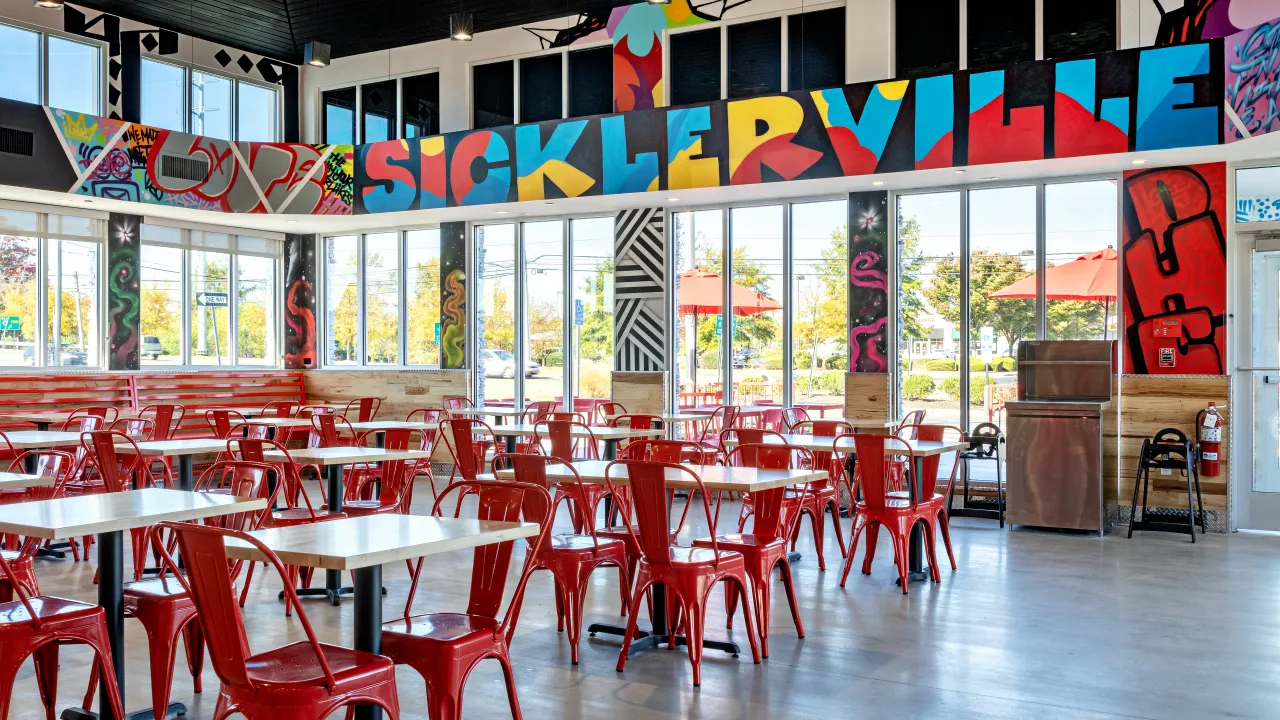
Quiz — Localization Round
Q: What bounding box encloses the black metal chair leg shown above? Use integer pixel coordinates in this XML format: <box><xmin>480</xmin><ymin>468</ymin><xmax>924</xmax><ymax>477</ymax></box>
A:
<box><xmin>1128</xmin><ymin>442</ymin><xmax>1146</xmax><ymax>538</ymax></box>
<box><xmin>995</xmin><ymin>447</ymin><xmax>1005</xmax><ymax>529</ymax></box>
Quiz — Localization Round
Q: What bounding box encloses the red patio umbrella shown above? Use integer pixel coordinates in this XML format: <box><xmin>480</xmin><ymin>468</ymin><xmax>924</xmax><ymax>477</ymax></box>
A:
<box><xmin>988</xmin><ymin>247</ymin><xmax>1118</xmax><ymax>337</ymax></box>
<box><xmin>678</xmin><ymin>269</ymin><xmax>782</xmax><ymax>316</ymax></box>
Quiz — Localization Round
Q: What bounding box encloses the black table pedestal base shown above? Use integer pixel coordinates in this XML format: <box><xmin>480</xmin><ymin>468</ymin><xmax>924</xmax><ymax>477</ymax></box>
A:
<box><xmin>62</xmin><ymin>701</ymin><xmax>187</xmax><ymax>720</ymax></box>
<box><xmin>587</xmin><ymin>622</ymin><xmax>743</xmax><ymax>657</ymax></box>
<box><xmin>281</xmin><ymin>585</ymin><xmax>386</xmax><ymax>606</ymax></box>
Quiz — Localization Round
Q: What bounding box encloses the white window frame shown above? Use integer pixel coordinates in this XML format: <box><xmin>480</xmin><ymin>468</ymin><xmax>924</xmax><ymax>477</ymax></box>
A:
<box><xmin>0</xmin><ymin>18</ymin><xmax>107</xmax><ymax>115</ymax></box>
<box><xmin>318</xmin><ymin>69</ymin><xmax>442</xmax><ymax>145</ymax></box>
<box><xmin>141</xmin><ymin>56</ymin><xmax>282</xmax><ymax>141</ymax></box>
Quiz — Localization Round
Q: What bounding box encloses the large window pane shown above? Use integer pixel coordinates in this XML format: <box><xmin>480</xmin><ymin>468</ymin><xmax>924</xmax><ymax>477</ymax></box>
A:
<box><xmin>141</xmin><ymin>59</ymin><xmax>186</xmax><ymax>132</ymax></box>
<box><xmin>570</xmin><ymin>218</ymin><xmax>614</xmax><ymax>405</ymax></box>
<box><xmin>47</xmin><ymin>36</ymin><xmax>100</xmax><ymax>114</ymax></box>
<box><xmin>365</xmin><ymin>232</ymin><xmax>399</xmax><ymax>364</ymax></box>
<box><xmin>1235</xmin><ymin>166</ymin><xmax>1280</xmax><ymax>222</ymax></box>
<box><xmin>519</xmin><ymin>54</ymin><xmax>563</xmax><ymax>123</ymax></box>
<box><xmin>789</xmin><ymin>7</ymin><xmax>845</xmax><ymax>92</ymax></box>
<box><xmin>190</xmin><ymin>250</ymin><xmax>232</xmax><ymax>365</ymax></box>
<box><xmin>792</xmin><ymin>200</ymin><xmax>849</xmax><ymax>405</ymax></box>
<box><xmin>523</xmin><ymin>221</ymin><xmax>564</xmax><ymax>403</ymax></box>
<box><xmin>190</xmin><ymin>71</ymin><xmax>232</xmax><ymax>139</ymax></box>
<box><xmin>46</xmin><ymin>240</ymin><xmax>99</xmax><ymax>367</ymax></box>
<box><xmin>478</xmin><ymin>224</ymin><xmax>517</xmax><ymax>404</ymax></box>
<box><xmin>406</xmin><ymin>229</ymin><xmax>441</xmax><ymax>366</ymax></box>
<box><xmin>141</xmin><ymin>245</ymin><xmax>182</xmax><ymax>365</ymax></box>
<box><xmin>237</xmin><ymin>82</ymin><xmax>278</xmax><ymax>141</ymax></box>
<box><xmin>1045</xmin><ymin>0</ymin><xmax>1116</xmax><ymax>59</ymax></box>
<box><xmin>896</xmin><ymin>0</ymin><xmax>959</xmax><ymax>78</ymax></box>
<box><xmin>0</xmin><ymin>228</ymin><xmax>37</xmax><ymax>367</ymax></box>
<box><xmin>969</xmin><ymin>186</ymin><xmax>1036</xmax><ymax>429</ymax></box>
<box><xmin>728</xmin><ymin>18</ymin><xmax>781</xmax><ymax>99</ymax></box>
<box><xmin>898</xmin><ymin>192</ymin><xmax>961</xmax><ymax>426</ymax></box>
<box><xmin>568</xmin><ymin>46</ymin><xmax>612</xmax><ymax>118</ymax></box>
<box><xmin>730</xmin><ymin>206</ymin><xmax>784</xmax><ymax>404</ymax></box>
<box><xmin>323</xmin><ymin>87</ymin><xmax>357</xmax><ymax>145</ymax></box>
<box><xmin>675</xmin><ymin>210</ymin><xmax>725</xmax><ymax>408</ymax></box>
<box><xmin>968</xmin><ymin>0</ymin><xmax>1035</xmax><ymax>70</ymax></box>
<box><xmin>1045</xmin><ymin>180</ymin><xmax>1118</xmax><ymax>342</ymax></box>
<box><xmin>402</xmin><ymin>73</ymin><xmax>440</xmax><ymax>139</ymax></box>
<box><xmin>670</xmin><ymin>28</ymin><xmax>722</xmax><ymax>105</ymax></box>
<box><xmin>325</xmin><ymin>235</ymin><xmax>358</xmax><ymax>365</ymax></box>
<box><xmin>0</xmin><ymin>24</ymin><xmax>39</xmax><ymax>105</ymax></box>
<box><xmin>237</xmin><ymin>255</ymin><xmax>274</xmax><ymax>365</ymax></box>
<box><xmin>361</xmin><ymin>80</ymin><xmax>395</xmax><ymax>144</ymax></box>
<box><xmin>473</xmin><ymin>61</ymin><xmax>515</xmax><ymax>130</ymax></box>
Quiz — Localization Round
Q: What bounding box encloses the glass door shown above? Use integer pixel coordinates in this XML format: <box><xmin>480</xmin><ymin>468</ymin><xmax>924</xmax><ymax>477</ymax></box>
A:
<box><xmin>1248</xmin><ymin>249</ymin><xmax>1280</xmax><ymax>529</ymax></box>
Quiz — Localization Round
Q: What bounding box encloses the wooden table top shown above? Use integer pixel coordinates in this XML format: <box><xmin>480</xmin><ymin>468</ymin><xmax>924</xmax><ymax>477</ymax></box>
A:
<box><xmin>264</xmin><ymin>446</ymin><xmax>435</xmax><ymax>465</ymax></box>
<box><xmin>0</xmin><ymin>489</ymin><xmax>266</xmax><ymax>539</ymax></box>
<box><xmin>489</xmin><ymin>424</ymin><xmax>662</xmax><ymax>440</ymax></box>
<box><xmin>448</xmin><ymin>406</ymin><xmax>527</xmax><ymax>417</ymax></box>
<box><xmin>223</xmin><ymin>514</ymin><xmax>539</xmax><ymax>571</ymax></box>
<box><xmin>493</xmin><ymin>461</ymin><xmax>827</xmax><ymax>492</ymax></box>
<box><xmin>726</xmin><ymin>434</ymin><xmax>967</xmax><ymax>456</ymax></box>
<box><xmin>114</xmin><ymin>438</ymin><xmax>229</xmax><ymax>456</ymax></box>
<box><xmin>348</xmin><ymin>420</ymin><xmax>439</xmax><ymax>432</ymax></box>
<box><xmin>1</xmin><ymin>431</ymin><xmax>86</xmax><ymax>448</ymax></box>
<box><xmin>0</xmin><ymin>471</ymin><xmax>52</xmax><ymax>489</ymax></box>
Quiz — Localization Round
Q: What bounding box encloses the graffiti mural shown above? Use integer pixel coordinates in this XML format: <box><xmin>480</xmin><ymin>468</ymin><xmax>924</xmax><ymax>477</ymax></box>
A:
<box><xmin>107</xmin><ymin>212</ymin><xmax>141</xmax><ymax>371</ymax></box>
<box><xmin>848</xmin><ymin>192</ymin><xmax>890</xmax><ymax>373</ymax></box>
<box><xmin>283</xmin><ymin>234</ymin><xmax>317</xmax><ymax>369</ymax></box>
<box><xmin>1122</xmin><ymin>162</ymin><xmax>1227</xmax><ymax>375</ymax></box>
<box><xmin>1225</xmin><ymin>16</ymin><xmax>1280</xmax><ymax>140</ymax></box>
<box><xmin>1152</xmin><ymin>0</ymin><xmax>1280</xmax><ymax>45</ymax></box>
<box><xmin>440</xmin><ymin>222</ymin><xmax>467</xmax><ymax>369</ymax></box>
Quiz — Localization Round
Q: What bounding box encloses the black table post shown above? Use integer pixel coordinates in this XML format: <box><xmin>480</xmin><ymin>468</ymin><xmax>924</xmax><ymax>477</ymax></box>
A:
<box><xmin>177</xmin><ymin>455</ymin><xmax>193</xmax><ymax>492</ymax></box>
<box><xmin>36</xmin><ymin>421</ymin><xmax>51</xmax><ymax>432</ymax></box>
<box><xmin>23</xmin><ymin>453</ymin><xmax>37</xmax><ymax>475</ymax></box>
<box><xmin>353</xmin><ymin>565</ymin><xmax>384</xmax><ymax>720</ymax></box>
<box><xmin>325</xmin><ymin>464</ymin><xmax>344</xmax><ymax>604</ymax></box>
<box><xmin>99</xmin><ymin>530</ymin><xmax>123</xmax><ymax>720</ymax></box>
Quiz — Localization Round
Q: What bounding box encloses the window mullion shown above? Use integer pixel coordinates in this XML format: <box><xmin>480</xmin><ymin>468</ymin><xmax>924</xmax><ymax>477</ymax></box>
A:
<box><xmin>181</xmin><ymin>245</ymin><xmax>192</xmax><ymax>366</ymax></box>
<box><xmin>229</xmin><ymin>251</ymin><xmax>239</xmax><ymax>366</ymax></box>
<box><xmin>400</xmin><ymin>231</ymin><xmax>408</xmax><ymax>366</ymax></box>
<box><xmin>358</xmin><ymin>234</ymin><xmax>367</xmax><ymax>366</ymax></box>
<box><xmin>782</xmin><ymin>203</ymin><xmax>793</xmax><ymax>408</ymax></box>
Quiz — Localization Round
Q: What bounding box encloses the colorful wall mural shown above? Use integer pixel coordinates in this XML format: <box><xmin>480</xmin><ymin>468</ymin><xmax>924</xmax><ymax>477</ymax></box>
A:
<box><xmin>848</xmin><ymin>191</ymin><xmax>889</xmax><ymax>374</ymax></box>
<box><xmin>439</xmin><ymin>221</ymin><xmax>467</xmax><ymax>370</ymax></box>
<box><xmin>106</xmin><ymin>212</ymin><xmax>142</xmax><ymax>371</ymax></box>
<box><xmin>1121</xmin><ymin>162</ymin><xmax>1227</xmax><ymax>375</ymax></box>
<box><xmin>1153</xmin><ymin>0</ymin><xmax>1280</xmax><ymax>46</ymax></box>
<box><xmin>283</xmin><ymin>234</ymin><xmax>317</xmax><ymax>370</ymax></box>
<box><xmin>1224</xmin><ymin>13</ymin><xmax>1280</xmax><ymax>141</ymax></box>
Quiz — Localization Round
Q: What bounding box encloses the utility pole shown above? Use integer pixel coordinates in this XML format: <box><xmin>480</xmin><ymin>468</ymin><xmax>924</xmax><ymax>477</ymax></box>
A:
<box><xmin>72</xmin><ymin>270</ymin><xmax>84</xmax><ymax>351</ymax></box>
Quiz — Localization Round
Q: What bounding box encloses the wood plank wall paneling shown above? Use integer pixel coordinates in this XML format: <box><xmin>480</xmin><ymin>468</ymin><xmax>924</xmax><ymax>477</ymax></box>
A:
<box><xmin>612</xmin><ymin>372</ymin><xmax>665</xmax><ymax>417</ymax></box>
<box><xmin>1116</xmin><ymin>375</ymin><xmax>1229</xmax><ymax>512</ymax></box>
<box><xmin>845</xmin><ymin>372</ymin><xmax>892</xmax><ymax>419</ymax></box>
<box><xmin>302</xmin><ymin>370</ymin><xmax>470</xmax><ymax>462</ymax></box>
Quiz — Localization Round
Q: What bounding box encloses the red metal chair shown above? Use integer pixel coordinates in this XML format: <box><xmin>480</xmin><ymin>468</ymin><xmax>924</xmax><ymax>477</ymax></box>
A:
<box><xmin>0</xmin><ymin>433</ymin><xmax>17</xmax><ymax>477</ymax></box>
<box><xmin>897</xmin><ymin>410</ymin><xmax>926</xmax><ymax>439</ymax></box>
<box><xmin>388</xmin><ymin>477</ymin><xmax>553</xmax><ymax>720</ymax></box>
<box><xmin>261</xmin><ymin>400</ymin><xmax>300</xmax><ymax>419</ymax></box>
<box><xmin>694</xmin><ymin>406</ymin><xmax>741</xmax><ymax>460</ymax></box>
<box><xmin>693</xmin><ymin>443</ymin><xmax>811</xmax><ymax>657</ymax></box>
<box><xmin>889</xmin><ymin>423</ymin><xmax>962</xmax><ymax>575</ymax></box>
<box><xmin>152</xmin><ymin>521</ymin><xmax>402</xmax><ymax>720</ymax></box>
<box><xmin>344</xmin><ymin>429</ymin><xmax>419</xmax><ymax>515</ymax></box>
<box><xmin>608</xmin><ymin>413</ymin><xmax>664</xmax><ymax>457</ymax></box>
<box><xmin>786</xmin><ymin>420</ymin><xmax>853</xmax><ymax>571</ymax></box>
<box><xmin>141</xmin><ymin>404</ymin><xmax>185</xmax><ymax>440</ymax></box>
<box><xmin>344</xmin><ymin>397</ymin><xmax>382</xmax><ymax>423</ymax></box>
<box><xmin>0</xmin><ymin>549</ymin><xmax>126</xmax><ymax>720</ymax></box>
<box><xmin>595</xmin><ymin>401</ymin><xmax>627</xmax><ymax>426</ymax></box>
<box><xmin>606</xmin><ymin>460</ymin><xmax>761</xmax><ymax>686</ymax></box>
<box><xmin>81</xmin><ymin>461</ymin><xmax>275</xmax><ymax>720</ymax></box>
<box><xmin>405</xmin><ymin>408</ymin><xmax>443</xmax><ymax>500</ymax></box>
<box><xmin>66</xmin><ymin>406</ymin><xmax>119</xmax><ymax>426</ymax></box>
<box><xmin>534</xmin><ymin>419</ymin><xmax>603</xmax><ymax>532</ymax></box>
<box><xmin>443</xmin><ymin>395</ymin><xmax>474</xmax><ymax>417</ymax></box>
<box><xmin>82</xmin><ymin>430</ymin><xmax>165</xmax><ymax>581</ymax></box>
<box><xmin>497</xmin><ymin>453</ymin><xmax>630</xmax><ymax>664</ymax></box>
<box><xmin>838</xmin><ymin>433</ymin><xmax>941</xmax><ymax>593</ymax></box>
<box><xmin>437</xmin><ymin>418</ymin><xmax>497</xmax><ymax>517</ymax></box>
<box><xmin>0</xmin><ymin>451</ymin><xmax>72</xmax><ymax>598</ymax></box>
<box><xmin>204</xmin><ymin>409</ymin><xmax>249</xmax><ymax>440</ymax></box>
<box><xmin>782</xmin><ymin>407</ymin><xmax>811</xmax><ymax>431</ymax></box>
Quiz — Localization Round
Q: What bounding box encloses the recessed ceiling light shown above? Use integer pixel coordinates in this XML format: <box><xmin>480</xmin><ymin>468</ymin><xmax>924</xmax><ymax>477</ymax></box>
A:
<box><xmin>286</xmin><ymin>219</ymin><xmax>297</xmax><ymax>224</ymax></box>
<box><xmin>871</xmin><ymin>181</ymin><xmax>885</xmax><ymax>186</ymax></box>
<box><xmin>450</xmin><ymin>13</ymin><xmax>474</xmax><ymax>41</ymax></box>
<box><xmin>83</xmin><ymin>199</ymin><xmax>93</xmax><ymax>204</ymax></box>
<box><xmin>495</xmin><ymin>210</ymin><xmax>509</xmax><ymax>215</ymax></box>
<box><xmin>666</xmin><ymin>197</ymin><xmax>680</xmax><ymax>202</ymax></box>
<box><xmin>954</xmin><ymin>169</ymin><xmax>966</xmax><ymax>175</ymax></box>
<box><xmin>34</xmin><ymin>0</ymin><xmax>64</xmax><ymax>8</ymax></box>
<box><xmin>647</xmin><ymin>0</ymin><xmax>672</xmax><ymax>4</ymax></box>
<box><xmin>980</xmin><ymin>176</ymin><xmax>999</xmax><ymax>181</ymax></box>
<box><xmin>543</xmin><ymin>202</ymin><xmax>554</xmax><ymax>206</ymax></box>
<box><xmin>1131</xmin><ymin>158</ymin><xmax>1146</xmax><ymax>165</ymax></box>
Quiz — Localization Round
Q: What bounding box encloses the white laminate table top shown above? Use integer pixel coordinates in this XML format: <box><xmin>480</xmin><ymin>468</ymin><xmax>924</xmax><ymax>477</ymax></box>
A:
<box><xmin>114</xmin><ymin>438</ymin><xmax>229</xmax><ymax>456</ymax></box>
<box><xmin>1</xmin><ymin>431</ymin><xmax>86</xmax><ymax>448</ymax></box>
<box><xmin>493</xmin><ymin>461</ymin><xmax>826</xmax><ymax>492</ymax></box>
<box><xmin>726</xmin><ymin>434</ymin><xmax>967</xmax><ymax>456</ymax></box>
<box><xmin>223</xmin><ymin>514</ymin><xmax>539</xmax><ymax>571</ymax></box>
<box><xmin>246</xmin><ymin>417</ymin><xmax>315</xmax><ymax>429</ymax></box>
<box><xmin>0</xmin><ymin>488</ymin><xmax>267</xmax><ymax>539</ymax></box>
<box><xmin>0</xmin><ymin>471</ymin><xmax>51</xmax><ymax>489</ymax></box>
<box><xmin>264</xmin><ymin>447</ymin><xmax>435</xmax><ymax>465</ymax></box>
<box><xmin>0</xmin><ymin>410</ymin><xmax>132</xmax><ymax>425</ymax></box>
<box><xmin>448</xmin><ymin>406</ymin><xmax>527</xmax><ymax>417</ymax></box>
<box><xmin>489</xmin><ymin>424</ymin><xmax>661</xmax><ymax>440</ymax></box>
<box><xmin>348</xmin><ymin>421</ymin><xmax>439</xmax><ymax>432</ymax></box>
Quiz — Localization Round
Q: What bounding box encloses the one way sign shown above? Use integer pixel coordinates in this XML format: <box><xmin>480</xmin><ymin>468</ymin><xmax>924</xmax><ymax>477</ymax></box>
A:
<box><xmin>196</xmin><ymin>292</ymin><xmax>229</xmax><ymax>307</ymax></box>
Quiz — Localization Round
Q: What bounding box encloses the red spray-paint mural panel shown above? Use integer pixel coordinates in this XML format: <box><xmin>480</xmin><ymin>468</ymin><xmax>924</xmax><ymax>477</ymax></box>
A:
<box><xmin>1121</xmin><ymin>162</ymin><xmax>1227</xmax><ymax>375</ymax></box>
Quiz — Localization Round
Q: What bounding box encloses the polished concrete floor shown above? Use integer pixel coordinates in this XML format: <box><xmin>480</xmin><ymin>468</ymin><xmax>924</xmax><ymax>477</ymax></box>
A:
<box><xmin>9</xmin><ymin>480</ymin><xmax>1279</xmax><ymax>719</ymax></box>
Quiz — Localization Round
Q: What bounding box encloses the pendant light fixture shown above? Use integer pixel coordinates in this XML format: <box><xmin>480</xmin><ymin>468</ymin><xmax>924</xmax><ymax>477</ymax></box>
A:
<box><xmin>34</xmin><ymin>0</ymin><xmax>65</xmax><ymax>8</ymax></box>
<box><xmin>450</xmin><ymin>8</ymin><xmax>474</xmax><ymax>41</ymax></box>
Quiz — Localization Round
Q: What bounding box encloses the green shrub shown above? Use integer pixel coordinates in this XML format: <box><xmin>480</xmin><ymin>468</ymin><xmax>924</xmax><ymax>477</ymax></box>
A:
<box><xmin>971</xmin><ymin>376</ymin><xmax>994</xmax><ymax>405</ymax></box>
<box><xmin>925</xmin><ymin>358</ymin><xmax>957</xmax><ymax>372</ymax></box>
<box><xmin>699</xmin><ymin>351</ymin><xmax>720</xmax><ymax>369</ymax></box>
<box><xmin>994</xmin><ymin>356</ymin><xmax>1017</xmax><ymax>372</ymax></box>
<box><xmin>542</xmin><ymin>351</ymin><xmax>564</xmax><ymax>367</ymax></box>
<box><xmin>939</xmin><ymin>376</ymin><xmax>962</xmax><ymax>401</ymax></box>
<box><xmin>970</xmin><ymin>358</ymin><xmax>990</xmax><ymax>372</ymax></box>
<box><xmin>826</xmin><ymin>356</ymin><xmax>848</xmax><ymax>371</ymax></box>
<box><xmin>902</xmin><ymin>374</ymin><xmax>936</xmax><ymax>400</ymax></box>
<box><xmin>817</xmin><ymin>370</ymin><xmax>845</xmax><ymax>395</ymax></box>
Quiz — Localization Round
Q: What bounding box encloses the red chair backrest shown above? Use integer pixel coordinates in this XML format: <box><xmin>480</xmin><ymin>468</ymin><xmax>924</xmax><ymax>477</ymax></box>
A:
<box><xmin>424</xmin><ymin>478</ymin><xmax>553</xmax><ymax>627</ymax></box>
<box><xmin>725</xmin><ymin>443</ymin><xmax>813</xmax><ymax>540</ymax></box>
<box><xmin>853</xmin><ymin>433</ymin><xmax>916</xmax><ymax>511</ymax></box>
<box><xmin>782</xmin><ymin>407</ymin><xmax>811</xmax><ymax>431</ymax></box>
<box><xmin>699</xmin><ymin>406</ymin><xmax>740</xmax><ymax>443</ymax></box>
<box><xmin>142</xmin><ymin>404</ymin><xmax>183</xmax><ymax>440</ymax></box>
<box><xmin>520</xmin><ymin>400</ymin><xmax>554</xmax><ymax>424</ymax></box>
<box><xmin>345</xmin><ymin>397</ymin><xmax>380</xmax><ymax>423</ymax></box>
<box><xmin>263</xmin><ymin>401</ymin><xmax>298</xmax><ymax>419</ymax></box>
<box><xmin>898</xmin><ymin>410</ymin><xmax>926</xmax><ymax>439</ymax></box>
<box><xmin>60</xmin><ymin>414</ymin><xmax>104</xmax><ymax>433</ymax></box>
<box><xmin>618</xmin><ymin>439</ymin><xmax>705</xmax><ymax>464</ymax></box>
<box><xmin>604</xmin><ymin>460</ymin><xmax>720</xmax><ymax>570</ymax></box>
<box><xmin>7</xmin><ymin>450</ymin><xmax>73</xmax><ymax>498</ymax></box>
<box><xmin>444</xmin><ymin>396</ymin><xmax>473</xmax><ymax>413</ymax></box>
<box><xmin>439</xmin><ymin>418</ymin><xmax>494</xmax><ymax>481</ymax></box>
<box><xmin>901</xmin><ymin>423</ymin><xmax>964</xmax><ymax>498</ymax></box>
<box><xmin>610</xmin><ymin>414</ymin><xmax>661</xmax><ymax>431</ymax></box>
<box><xmin>83</xmin><ymin>430</ymin><xmax>143</xmax><ymax>492</ymax></box>
<box><xmin>597</xmin><ymin>402</ymin><xmax>626</xmax><ymax>424</ymax></box>
<box><xmin>312</xmin><ymin>413</ymin><xmax>357</xmax><ymax>447</ymax></box>
<box><xmin>534</xmin><ymin>420</ymin><xmax>596</xmax><ymax>461</ymax></box>
<box><xmin>206</xmin><ymin>410</ymin><xmax>248</xmax><ymax>439</ymax></box>
<box><xmin>109</xmin><ymin>417</ymin><xmax>152</xmax><ymax>438</ymax></box>
<box><xmin>497</xmin><ymin>453</ymin><xmax>598</xmax><ymax>551</ymax></box>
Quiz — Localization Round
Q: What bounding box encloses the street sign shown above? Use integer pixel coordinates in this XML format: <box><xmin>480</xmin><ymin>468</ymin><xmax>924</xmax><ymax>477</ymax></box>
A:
<box><xmin>574</xmin><ymin>299</ymin><xmax>585</xmax><ymax>326</ymax></box>
<box><xmin>0</xmin><ymin>316</ymin><xmax>19</xmax><ymax>332</ymax></box>
<box><xmin>195</xmin><ymin>292</ymin><xmax>229</xmax><ymax>307</ymax></box>
<box><xmin>715</xmin><ymin>315</ymin><xmax>722</xmax><ymax>336</ymax></box>
<box><xmin>433</xmin><ymin>322</ymin><xmax>441</xmax><ymax>345</ymax></box>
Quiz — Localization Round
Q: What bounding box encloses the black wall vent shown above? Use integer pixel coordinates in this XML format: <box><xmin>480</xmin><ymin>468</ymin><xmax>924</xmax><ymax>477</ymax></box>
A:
<box><xmin>160</xmin><ymin>154</ymin><xmax>209</xmax><ymax>182</ymax></box>
<box><xmin>0</xmin><ymin>126</ymin><xmax>35</xmax><ymax>158</ymax></box>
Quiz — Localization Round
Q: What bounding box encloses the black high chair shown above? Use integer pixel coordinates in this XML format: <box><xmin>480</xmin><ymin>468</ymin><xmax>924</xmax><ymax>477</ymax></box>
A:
<box><xmin>1126</xmin><ymin>428</ymin><xmax>1206</xmax><ymax>542</ymax></box>
<box><xmin>952</xmin><ymin>422</ymin><xmax>1006</xmax><ymax>527</ymax></box>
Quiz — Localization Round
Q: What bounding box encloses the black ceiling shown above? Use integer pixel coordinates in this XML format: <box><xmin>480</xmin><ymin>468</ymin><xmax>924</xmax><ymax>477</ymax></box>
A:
<box><xmin>70</xmin><ymin>0</ymin><xmax>636</xmax><ymax>63</ymax></box>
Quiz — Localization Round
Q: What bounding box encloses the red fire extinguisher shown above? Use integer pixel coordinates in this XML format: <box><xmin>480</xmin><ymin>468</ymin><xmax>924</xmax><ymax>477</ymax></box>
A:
<box><xmin>1198</xmin><ymin>402</ymin><xmax>1223</xmax><ymax>478</ymax></box>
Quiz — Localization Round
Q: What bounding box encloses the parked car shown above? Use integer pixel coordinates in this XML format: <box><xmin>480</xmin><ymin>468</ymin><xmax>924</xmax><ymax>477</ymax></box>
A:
<box><xmin>482</xmin><ymin>349</ymin><xmax>541</xmax><ymax>379</ymax></box>
<box><xmin>24</xmin><ymin>344</ymin><xmax>88</xmax><ymax>366</ymax></box>
<box><xmin>142</xmin><ymin>335</ymin><xmax>164</xmax><ymax>360</ymax></box>
<box><xmin>732</xmin><ymin>348</ymin><xmax>758</xmax><ymax>368</ymax></box>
